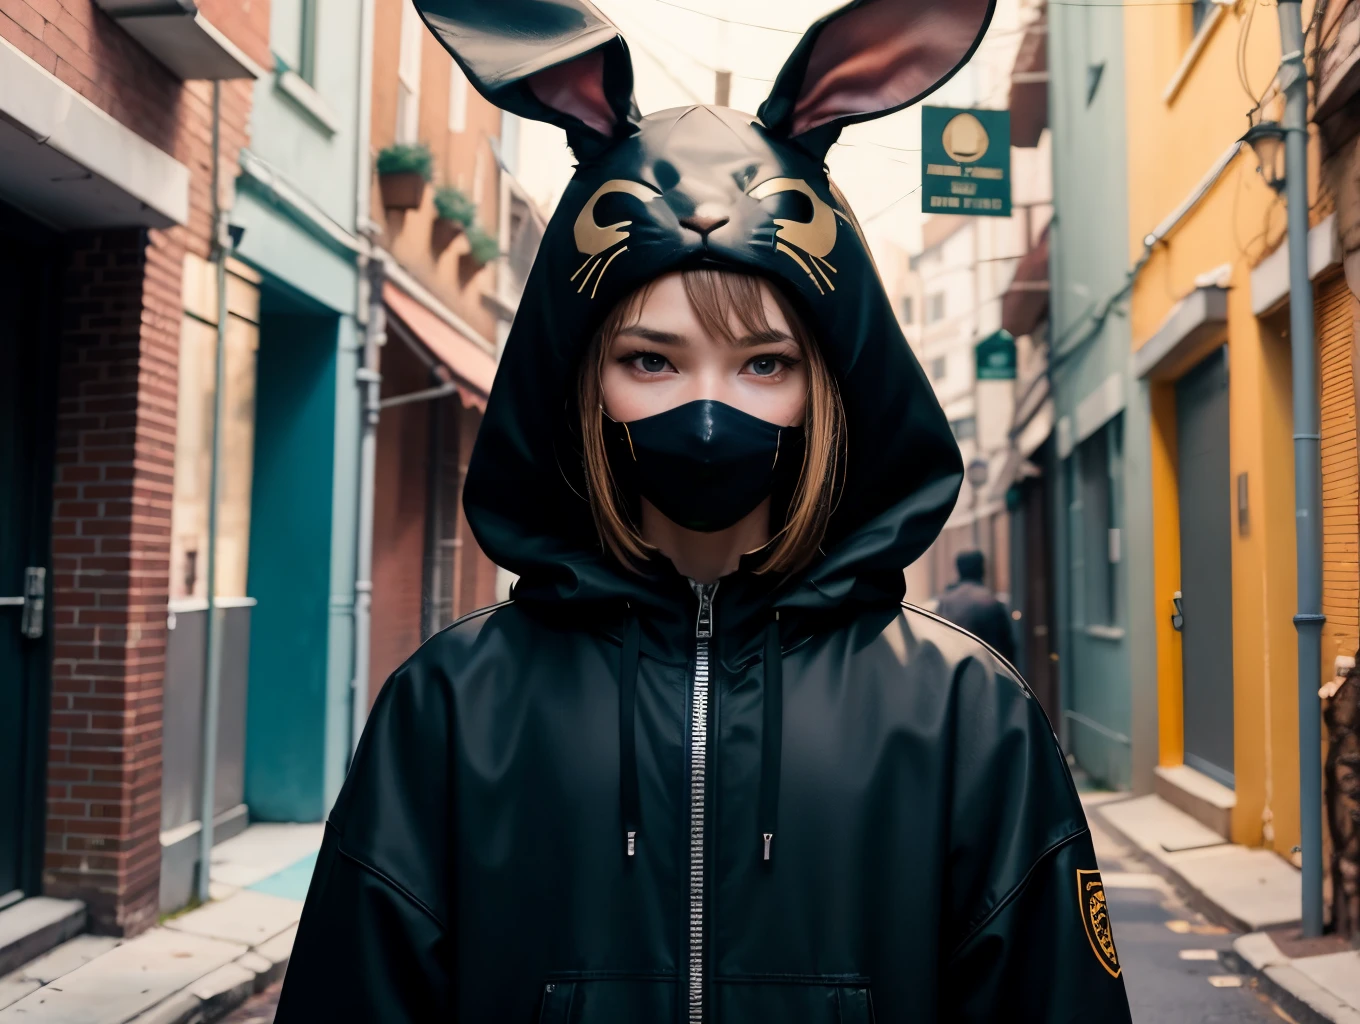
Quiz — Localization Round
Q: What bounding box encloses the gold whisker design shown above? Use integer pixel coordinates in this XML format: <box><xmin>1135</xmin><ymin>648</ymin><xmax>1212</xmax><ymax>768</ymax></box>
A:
<box><xmin>570</xmin><ymin>254</ymin><xmax>594</xmax><ymax>283</ymax></box>
<box><xmin>812</xmin><ymin>253</ymin><xmax>838</xmax><ymax>275</ymax></box>
<box><xmin>577</xmin><ymin>256</ymin><xmax>603</xmax><ymax>294</ymax></box>
<box><xmin>810</xmin><ymin>257</ymin><xmax>835</xmax><ymax>292</ymax></box>
<box><xmin>592</xmin><ymin>246</ymin><xmax>628</xmax><ymax>299</ymax></box>
<box><xmin>776</xmin><ymin>242</ymin><xmax>824</xmax><ymax>296</ymax></box>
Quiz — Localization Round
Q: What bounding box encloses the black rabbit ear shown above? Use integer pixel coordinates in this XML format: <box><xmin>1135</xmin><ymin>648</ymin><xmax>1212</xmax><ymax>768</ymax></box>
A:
<box><xmin>758</xmin><ymin>0</ymin><xmax>995</xmax><ymax>158</ymax></box>
<box><xmin>413</xmin><ymin>0</ymin><xmax>638</xmax><ymax>156</ymax></box>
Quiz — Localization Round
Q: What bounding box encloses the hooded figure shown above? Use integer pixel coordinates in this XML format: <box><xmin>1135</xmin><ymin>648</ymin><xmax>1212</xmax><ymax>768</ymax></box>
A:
<box><xmin>936</xmin><ymin>550</ymin><xmax>1017</xmax><ymax>663</ymax></box>
<box><xmin>276</xmin><ymin>2</ymin><xmax>1132</xmax><ymax>1020</ymax></box>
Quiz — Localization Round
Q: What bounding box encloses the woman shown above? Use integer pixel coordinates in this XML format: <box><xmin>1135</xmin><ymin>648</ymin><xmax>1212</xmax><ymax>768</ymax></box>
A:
<box><xmin>277</xmin><ymin>1</ymin><xmax>1133</xmax><ymax>1020</ymax></box>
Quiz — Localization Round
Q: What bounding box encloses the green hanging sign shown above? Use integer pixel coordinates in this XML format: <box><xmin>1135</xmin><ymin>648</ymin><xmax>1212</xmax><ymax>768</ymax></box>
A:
<box><xmin>921</xmin><ymin>106</ymin><xmax>1012</xmax><ymax>218</ymax></box>
<box><xmin>975</xmin><ymin>329</ymin><xmax>1017</xmax><ymax>381</ymax></box>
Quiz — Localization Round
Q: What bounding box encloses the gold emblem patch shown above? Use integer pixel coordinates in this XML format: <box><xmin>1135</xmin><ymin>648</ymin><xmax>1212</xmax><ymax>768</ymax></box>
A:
<box><xmin>1077</xmin><ymin>869</ymin><xmax>1121</xmax><ymax>978</ymax></box>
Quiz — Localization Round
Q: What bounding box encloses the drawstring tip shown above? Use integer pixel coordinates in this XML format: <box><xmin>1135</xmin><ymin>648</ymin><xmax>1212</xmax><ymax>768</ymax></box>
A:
<box><xmin>762</xmin><ymin>832</ymin><xmax>773</xmax><ymax>862</ymax></box>
<box><xmin>627</xmin><ymin>830</ymin><xmax>637</xmax><ymax>857</ymax></box>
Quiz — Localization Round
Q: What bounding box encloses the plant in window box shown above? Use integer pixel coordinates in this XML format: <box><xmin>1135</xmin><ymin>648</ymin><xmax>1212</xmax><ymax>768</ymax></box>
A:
<box><xmin>431</xmin><ymin>186</ymin><xmax>476</xmax><ymax>253</ymax></box>
<box><xmin>462</xmin><ymin>225</ymin><xmax>501</xmax><ymax>270</ymax></box>
<box><xmin>376</xmin><ymin>143</ymin><xmax>433</xmax><ymax>210</ymax></box>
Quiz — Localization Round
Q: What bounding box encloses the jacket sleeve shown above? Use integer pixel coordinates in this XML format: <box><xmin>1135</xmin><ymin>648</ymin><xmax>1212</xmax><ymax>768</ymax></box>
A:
<box><xmin>274</xmin><ymin>654</ymin><xmax>455</xmax><ymax>1021</ymax></box>
<box><xmin>939</xmin><ymin>655</ymin><xmax>1132</xmax><ymax>1023</ymax></box>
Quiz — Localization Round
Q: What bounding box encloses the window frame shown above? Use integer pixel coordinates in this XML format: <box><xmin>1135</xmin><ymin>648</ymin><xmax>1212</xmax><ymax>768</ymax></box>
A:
<box><xmin>396</xmin><ymin>2</ymin><xmax>424</xmax><ymax>144</ymax></box>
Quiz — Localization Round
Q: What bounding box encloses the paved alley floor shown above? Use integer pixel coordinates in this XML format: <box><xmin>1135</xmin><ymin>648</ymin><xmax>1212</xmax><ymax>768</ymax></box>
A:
<box><xmin>1087</xmin><ymin>801</ymin><xmax>1297</xmax><ymax>1023</ymax></box>
<box><xmin>220</xmin><ymin>812</ymin><xmax>1305</xmax><ymax>1024</ymax></box>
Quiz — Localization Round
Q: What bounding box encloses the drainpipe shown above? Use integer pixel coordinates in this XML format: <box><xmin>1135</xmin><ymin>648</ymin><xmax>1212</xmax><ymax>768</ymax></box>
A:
<box><xmin>197</xmin><ymin>79</ymin><xmax>230</xmax><ymax>905</ymax></box>
<box><xmin>352</xmin><ymin>258</ymin><xmax>384</xmax><ymax>755</ymax></box>
<box><xmin>1277</xmin><ymin>0</ymin><xmax>1324</xmax><ymax>939</ymax></box>
<box><xmin>350</xmin><ymin>0</ymin><xmax>380</xmax><ymax>757</ymax></box>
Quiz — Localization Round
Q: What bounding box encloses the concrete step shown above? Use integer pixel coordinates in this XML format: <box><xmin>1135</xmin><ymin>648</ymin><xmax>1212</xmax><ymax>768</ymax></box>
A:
<box><xmin>1154</xmin><ymin>763</ymin><xmax>1236</xmax><ymax>840</ymax></box>
<box><xmin>0</xmin><ymin>898</ymin><xmax>86</xmax><ymax>977</ymax></box>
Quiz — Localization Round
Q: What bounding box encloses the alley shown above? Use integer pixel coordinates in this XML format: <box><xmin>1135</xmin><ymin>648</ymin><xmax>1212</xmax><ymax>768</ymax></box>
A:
<box><xmin>1088</xmin><ymin>804</ymin><xmax>1293</xmax><ymax>1024</ymax></box>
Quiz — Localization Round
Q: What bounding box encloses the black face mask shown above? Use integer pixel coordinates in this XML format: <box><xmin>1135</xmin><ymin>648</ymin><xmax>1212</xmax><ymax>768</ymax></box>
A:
<box><xmin>604</xmin><ymin>399</ymin><xmax>805</xmax><ymax>534</ymax></box>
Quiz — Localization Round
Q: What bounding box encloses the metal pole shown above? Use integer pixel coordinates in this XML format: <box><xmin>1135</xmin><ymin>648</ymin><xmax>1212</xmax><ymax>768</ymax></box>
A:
<box><xmin>351</xmin><ymin>258</ymin><xmax>385</xmax><ymax>755</ymax></box>
<box><xmin>1277</xmin><ymin>0</ymin><xmax>1325</xmax><ymax>938</ymax></box>
<box><xmin>197</xmin><ymin>80</ymin><xmax>229</xmax><ymax>905</ymax></box>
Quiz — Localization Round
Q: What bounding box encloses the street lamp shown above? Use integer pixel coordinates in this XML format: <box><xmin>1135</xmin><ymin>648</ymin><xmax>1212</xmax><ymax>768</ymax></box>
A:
<box><xmin>967</xmin><ymin>457</ymin><xmax>989</xmax><ymax>548</ymax></box>
<box><xmin>1241</xmin><ymin>120</ymin><xmax>1287</xmax><ymax>193</ymax></box>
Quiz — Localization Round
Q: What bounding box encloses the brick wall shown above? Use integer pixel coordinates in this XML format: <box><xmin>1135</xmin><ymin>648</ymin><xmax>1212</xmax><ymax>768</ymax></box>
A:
<box><xmin>47</xmin><ymin>228</ymin><xmax>182</xmax><ymax>936</ymax></box>
<box><xmin>369</xmin><ymin>339</ymin><xmax>432</xmax><ymax>702</ymax></box>
<box><xmin>1320</xmin><ymin>274</ymin><xmax>1360</xmax><ymax>671</ymax></box>
<box><xmin>370</xmin><ymin>0</ymin><xmax>503</xmax><ymax>343</ymax></box>
<box><xmin>0</xmin><ymin>0</ymin><xmax>268</xmax><ymax>934</ymax></box>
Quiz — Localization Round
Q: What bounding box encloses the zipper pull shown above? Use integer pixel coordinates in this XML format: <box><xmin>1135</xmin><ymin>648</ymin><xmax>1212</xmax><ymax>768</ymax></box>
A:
<box><xmin>627</xmin><ymin>830</ymin><xmax>637</xmax><ymax>857</ymax></box>
<box><xmin>695</xmin><ymin>582</ymin><xmax>717</xmax><ymax>639</ymax></box>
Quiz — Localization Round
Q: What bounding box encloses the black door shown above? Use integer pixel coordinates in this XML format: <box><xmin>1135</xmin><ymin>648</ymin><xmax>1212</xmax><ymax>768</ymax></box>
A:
<box><xmin>1176</xmin><ymin>347</ymin><xmax>1234</xmax><ymax>788</ymax></box>
<box><xmin>0</xmin><ymin>207</ymin><xmax>59</xmax><ymax>902</ymax></box>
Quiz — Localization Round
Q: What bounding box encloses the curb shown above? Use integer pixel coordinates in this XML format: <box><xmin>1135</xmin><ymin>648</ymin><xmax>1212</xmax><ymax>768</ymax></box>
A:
<box><xmin>1222</xmin><ymin>934</ymin><xmax>1360</xmax><ymax>1024</ymax></box>
<box><xmin>1090</xmin><ymin>801</ymin><xmax>1359</xmax><ymax>1024</ymax></box>
<box><xmin>126</xmin><ymin>933</ymin><xmax>292</xmax><ymax>1024</ymax></box>
<box><xmin>1087</xmin><ymin>799</ymin><xmax>1259</xmax><ymax>934</ymax></box>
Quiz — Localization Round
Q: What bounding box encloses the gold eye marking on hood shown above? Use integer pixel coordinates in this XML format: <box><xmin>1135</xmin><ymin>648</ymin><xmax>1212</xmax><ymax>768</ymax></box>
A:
<box><xmin>748</xmin><ymin>177</ymin><xmax>838</xmax><ymax>295</ymax></box>
<box><xmin>574</xmin><ymin>179</ymin><xmax>659</xmax><ymax>257</ymax></box>
<box><xmin>572</xmin><ymin>180</ymin><xmax>658</xmax><ymax>299</ymax></box>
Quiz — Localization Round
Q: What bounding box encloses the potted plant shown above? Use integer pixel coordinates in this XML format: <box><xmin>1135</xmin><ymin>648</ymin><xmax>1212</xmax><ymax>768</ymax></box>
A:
<box><xmin>463</xmin><ymin>224</ymin><xmax>501</xmax><ymax>270</ymax></box>
<box><xmin>376</xmin><ymin>143</ymin><xmax>433</xmax><ymax>210</ymax></box>
<box><xmin>432</xmin><ymin>186</ymin><xmax>476</xmax><ymax>252</ymax></box>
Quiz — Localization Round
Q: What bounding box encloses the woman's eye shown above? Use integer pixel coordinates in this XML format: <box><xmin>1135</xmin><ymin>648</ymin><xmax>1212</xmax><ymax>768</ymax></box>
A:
<box><xmin>635</xmin><ymin>353</ymin><xmax>669</xmax><ymax>373</ymax></box>
<box><xmin>747</xmin><ymin>356</ymin><xmax>782</xmax><ymax>377</ymax></box>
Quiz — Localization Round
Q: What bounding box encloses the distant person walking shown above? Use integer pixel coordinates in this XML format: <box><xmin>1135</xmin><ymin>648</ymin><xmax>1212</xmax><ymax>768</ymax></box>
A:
<box><xmin>936</xmin><ymin>550</ymin><xmax>1016</xmax><ymax>663</ymax></box>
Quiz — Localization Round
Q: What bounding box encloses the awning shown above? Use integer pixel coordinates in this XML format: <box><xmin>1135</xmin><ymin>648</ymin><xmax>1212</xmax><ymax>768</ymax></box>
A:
<box><xmin>383</xmin><ymin>282</ymin><xmax>497</xmax><ymax>411</ymax></box>
<box><xmin>1001</xmin><ymin>228</ymin><xmax>1050</xmax><ymax>339</ymax></box>
<box><xmin>1009</xmin><ymin>14</ymin><xmax>1048</xmax><ymax>147</ymax></box>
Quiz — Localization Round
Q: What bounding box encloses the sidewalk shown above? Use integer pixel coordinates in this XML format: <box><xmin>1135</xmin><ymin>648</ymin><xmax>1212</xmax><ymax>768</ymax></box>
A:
<box><xmin>0</xmin><ymin>824</ymin><xmax>322</xmax><ymax>1024</ymax></box>
<box><xmin>1089</xmin><ymin>792</ymin><xmax>1360</xmax><ymax>1024</ymax></box>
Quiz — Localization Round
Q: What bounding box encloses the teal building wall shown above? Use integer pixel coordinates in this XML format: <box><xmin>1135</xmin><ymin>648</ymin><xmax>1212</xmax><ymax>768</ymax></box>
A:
<box><xmin>1047</xmin><ymin>0</ymin><xmax>1143</xmax><ymax>789</ymax></box>
<box><xmin>236</xmin><ymin>0</ymin><xmax>365</xmax><ymax>821</ymax></box>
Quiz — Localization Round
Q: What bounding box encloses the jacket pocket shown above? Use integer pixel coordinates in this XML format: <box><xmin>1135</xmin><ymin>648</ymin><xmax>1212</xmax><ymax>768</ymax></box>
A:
<box><xmin>535</xmin><ymin>974</ymin><xmax>677</xmax><ymax>1023</ymax></box>
<box><xmin>713</xmin><ymin>977</ymin><xmax>876</xmax><ymax>1023</ymax></box>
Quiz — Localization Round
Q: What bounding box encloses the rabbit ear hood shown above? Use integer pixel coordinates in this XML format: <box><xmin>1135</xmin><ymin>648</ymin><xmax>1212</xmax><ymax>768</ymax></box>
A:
<box><xmin>413</xmin><ymin>0</ymin><xmax>993</xmax><ymax>614</ymax></box>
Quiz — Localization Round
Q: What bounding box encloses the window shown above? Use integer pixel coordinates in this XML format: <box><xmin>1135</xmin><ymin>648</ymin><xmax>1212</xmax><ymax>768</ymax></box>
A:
<box><xmin>899</xmin><ymin>295</ymin><xmax>914</xmax><ymax>324</ymax></box>
<box><xmin>170</xmin><ymin>258</ymin><xmax>260</xmax><ymax>602</ymax></box>
<box><xmin>397</xmin><ymin>2</ymin><xmax>424</xmax><ymax>144</ymax></box>
<box><xmin>950</xmin><ymin>416</ymin><xmax>976</xmax><ymax>442</ymax></box>
<box><xmin>927</xmin><ymin>291</ymin><xmax>946</xmax><ymax>323</ymax></box>
<box><xmin>448</xmin><ymin>60</ymin><xmax>468</xmax><ymax>133</ymax></box>
<box><xmin>929</xmin><ymin>356</ymin><xmax>948</xmax><ymax>381</ymax></box>
<box><xmin>1075</xmin><ymin>418</ymin><xmax>1122</xmax><ymax>627</ymax></box>
<box><xmin>272</xmin><ymin>0</ymin><xmax>317</xmax><ymax>82</ymax></box>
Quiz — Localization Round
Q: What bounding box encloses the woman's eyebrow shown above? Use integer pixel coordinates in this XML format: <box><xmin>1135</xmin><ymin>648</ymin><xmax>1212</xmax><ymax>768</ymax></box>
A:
<box><xmin>735</xmin><ymin>328</ymin><xmax>795</xmax><ymax>348</ymax></box>
<box><xmin>617</xmin><ymin>325</ymin><xmax>687</xmax><ymax>346</ymax></box>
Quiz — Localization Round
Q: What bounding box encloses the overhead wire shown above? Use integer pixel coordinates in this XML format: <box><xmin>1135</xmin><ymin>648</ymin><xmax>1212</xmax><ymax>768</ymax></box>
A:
<box><xmin>640</xmin><ymin>0</ymin><xmax>804</xmax><ymax>34</ymax></box>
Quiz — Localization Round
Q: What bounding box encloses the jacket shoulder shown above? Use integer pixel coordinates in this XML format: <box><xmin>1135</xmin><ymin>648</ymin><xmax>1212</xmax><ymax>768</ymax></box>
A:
<box><xmin>392</xmin><ymin>599</ymin><xmax>517</xmax><ymax>674</ymax></box>
<box><xmin>898</xmin><ymin>601</ymin><xmax>1026</xmax><ymax>689</ymax></box>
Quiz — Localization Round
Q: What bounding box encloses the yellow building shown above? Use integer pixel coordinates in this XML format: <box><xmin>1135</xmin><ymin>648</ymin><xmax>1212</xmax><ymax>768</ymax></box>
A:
<box><xmin>1123</xmin><ymin>0</ymin><xmax>1353</xmax><ymax>860</ymax></box>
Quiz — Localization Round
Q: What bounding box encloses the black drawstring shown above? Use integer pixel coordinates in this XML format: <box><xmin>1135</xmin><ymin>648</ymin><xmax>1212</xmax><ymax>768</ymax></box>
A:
<box><xmin>620</xmin><ymin>610</ymin><xmax>642</xmax><ymax>858</ymax></box>
<box><xmin>759</xmin><ymin>612</ymin><xmax>783</xmax><ymax>865</ymax></box>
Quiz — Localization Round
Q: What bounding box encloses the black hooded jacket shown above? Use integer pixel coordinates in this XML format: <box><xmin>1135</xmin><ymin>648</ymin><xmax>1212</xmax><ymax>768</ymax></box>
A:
<box><xmin>276</xmin><ymin>2</ymin><xmax>1132</xmax><ymax>1020</ymax></box>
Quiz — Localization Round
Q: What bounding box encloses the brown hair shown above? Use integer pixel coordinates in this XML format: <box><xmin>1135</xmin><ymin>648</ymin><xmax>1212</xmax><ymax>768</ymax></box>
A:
<box><xmin>577</xmin><ymin>269</ymin><xmax>845</xmax><ymax>575</ymax></box>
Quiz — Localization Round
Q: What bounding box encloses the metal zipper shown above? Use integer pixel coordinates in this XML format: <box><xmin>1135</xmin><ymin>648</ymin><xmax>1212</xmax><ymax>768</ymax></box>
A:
<box><xmin>687</xmin><ymin>581</ymin><xmax>717</xmax><ymax>1023</ymax></box>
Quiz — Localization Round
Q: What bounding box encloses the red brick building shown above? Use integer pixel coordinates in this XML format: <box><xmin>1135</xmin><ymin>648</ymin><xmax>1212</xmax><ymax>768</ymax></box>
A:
<box><xmin>362</xmin><ymin>0</ymin><xmax>545</xmax><ymax>701</ymax></box>
<box><xmin>0</xmin><ymin>0</ymin><xmax>268</xmax><ymax>939</ymax></box>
